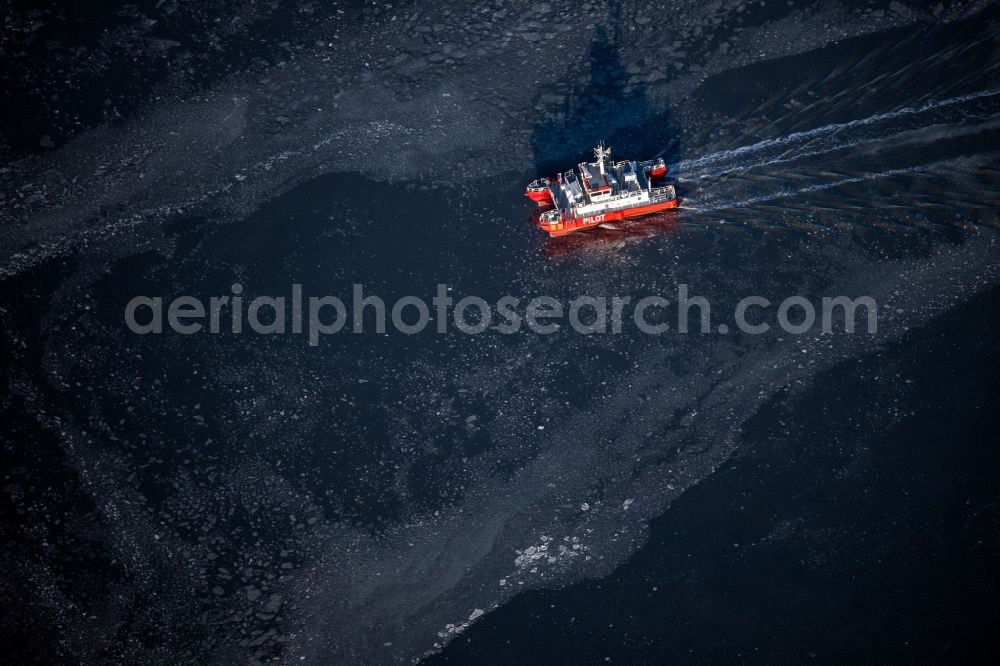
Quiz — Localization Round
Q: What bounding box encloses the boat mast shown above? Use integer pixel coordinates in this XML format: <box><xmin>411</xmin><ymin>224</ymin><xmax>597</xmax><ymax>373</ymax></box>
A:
<box><xmin>594</xmin><ymin>143</ymin><xmax>611</xmax><ymax>176</ymax></box>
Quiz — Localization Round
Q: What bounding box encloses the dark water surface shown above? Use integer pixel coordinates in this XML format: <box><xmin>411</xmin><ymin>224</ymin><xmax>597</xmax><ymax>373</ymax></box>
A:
<box><xmin>430</xmin><ymin>286</ymin><xmax>1000</xmax><ymax>664</ymax></box>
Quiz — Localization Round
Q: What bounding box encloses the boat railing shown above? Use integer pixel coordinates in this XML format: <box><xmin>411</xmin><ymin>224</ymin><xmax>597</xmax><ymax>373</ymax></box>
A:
<box><xmin>650</xmin><ymin>185</ymin><xmax>675</xmax><ymax>200</ymax></box>
<box><xmin>570</xmin><ymin>187</ymin><xmax>675</xmax><ymax>216</ymax></box>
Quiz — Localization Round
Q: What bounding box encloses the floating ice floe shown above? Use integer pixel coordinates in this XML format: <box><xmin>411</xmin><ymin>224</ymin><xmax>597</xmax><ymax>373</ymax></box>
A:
<box><xmin>513</xmin><ymin>533</ymin><xmax>588</xmax><ymax>571</ymax></box>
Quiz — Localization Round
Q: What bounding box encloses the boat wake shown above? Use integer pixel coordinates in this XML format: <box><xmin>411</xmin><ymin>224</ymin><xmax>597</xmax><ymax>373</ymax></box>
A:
<box><xmin>677</xmin><ymin>88</ymin><xmax>1000</xmax><ymax>176</ymax></box>
<box><xmin>686</xmin><ymin>154</ymin><xmax>996</xmax><ymax>213</ymax></box>
<box><xmin>675</xmin><ymin>88</ymin><xmax>1000</xmax><ymax>226</ymax></box>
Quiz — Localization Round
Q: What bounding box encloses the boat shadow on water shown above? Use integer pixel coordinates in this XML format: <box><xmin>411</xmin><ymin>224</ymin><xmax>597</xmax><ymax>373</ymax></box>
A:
<box><xmin>529</xmin><ymin>12</ymin><xmax>682</xmax><ymax>173</ymax></box>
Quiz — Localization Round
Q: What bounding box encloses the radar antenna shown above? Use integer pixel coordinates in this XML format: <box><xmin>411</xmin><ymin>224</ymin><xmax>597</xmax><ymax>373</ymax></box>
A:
<box><xmin>594</xmin><ymin>143</ymin><xmax>612</xmax><ymax>175</ymax></box>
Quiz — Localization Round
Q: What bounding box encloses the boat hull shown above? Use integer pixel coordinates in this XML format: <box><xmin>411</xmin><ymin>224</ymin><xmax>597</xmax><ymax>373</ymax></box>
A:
<box><xmin>525</xmin><ymin>188</ymin><xmax>553</xmax><ymax>205</ymax></box>
<box><xmin>539</xmin><ymin>198</ymin><xmax>679</xmax><ymax>237</ymax></box>
<box><xmin>524</xmin><ymin>177</ymin><xmax>555</xmax><ymax>206</ymax></box>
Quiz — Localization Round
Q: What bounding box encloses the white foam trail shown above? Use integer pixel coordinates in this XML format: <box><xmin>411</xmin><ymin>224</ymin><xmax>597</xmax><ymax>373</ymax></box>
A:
<box><xmin>688</xmin><ymin>112</ymin><xmax>1000</xmax><ymax>180</ymax></box>
<box><xmin>687</xmin><ymin>156</ymin><xmax>982</xmax><ymax>212</ymax></box>
<box><xmin>676</xmin><ymin>88</ymin><xmax>1000</xmax><ymax>173</ymax></box>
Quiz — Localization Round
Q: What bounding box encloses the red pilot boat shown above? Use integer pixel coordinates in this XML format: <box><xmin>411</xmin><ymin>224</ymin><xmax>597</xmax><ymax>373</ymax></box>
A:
<box><xmin>525</xmin><ymin>144</ymin><xmax>678</xmax><ymax>237</ymax></box>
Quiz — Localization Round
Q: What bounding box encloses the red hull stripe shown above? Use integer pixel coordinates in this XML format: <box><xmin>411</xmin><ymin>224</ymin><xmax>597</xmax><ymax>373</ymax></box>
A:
<box><xmin>542</xmin><ymin>199</ymin><xmax>678</xmax><ymax>237</ymax></box>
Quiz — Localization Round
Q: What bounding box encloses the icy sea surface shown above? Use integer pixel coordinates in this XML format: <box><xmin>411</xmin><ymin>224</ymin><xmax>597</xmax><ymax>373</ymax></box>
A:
<box><xmin>1</xmin><ymin>1</ymin><xmax>999</xmax><ymax>664</ymax></box>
